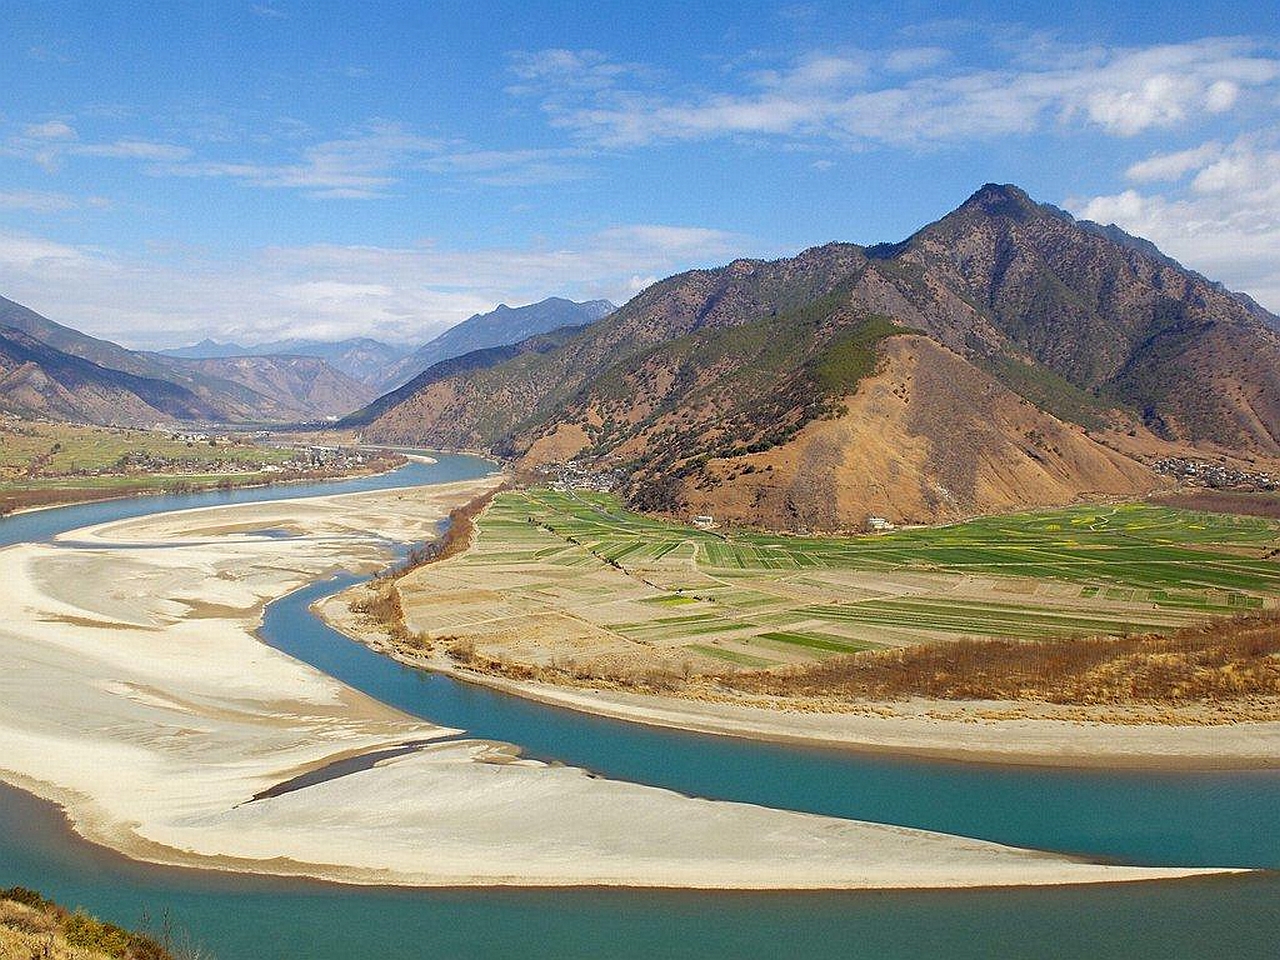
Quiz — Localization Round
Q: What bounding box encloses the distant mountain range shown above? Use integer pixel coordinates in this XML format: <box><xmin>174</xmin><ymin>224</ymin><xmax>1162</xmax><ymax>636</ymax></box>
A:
<box><xmin>0</xmin><ymin>294</ymin><xmax>617</xmax><ymax>427</ymax></box>
<box><xmin>158</xmin><ymin>297</ymin><xmax>615</xmax><ymax>390</ymax></box>
<box><xmin>0</xmin><ymin>295</ymin><xmax>373</xmax><ymax>424</ymax></box>
<box><xmin>351</xmin><ymin>183</ymin><xmax>1280</xmax><ymax>529</ymax></box>
<box><xmin>159</xmin><ymin>337</ymin><xmax>409</xmax><ymax>386</ymax></box>
<box><xmin>377</xmin><ymin>297</ymin><xmax>615</xmax><ymax>388</ymax></box>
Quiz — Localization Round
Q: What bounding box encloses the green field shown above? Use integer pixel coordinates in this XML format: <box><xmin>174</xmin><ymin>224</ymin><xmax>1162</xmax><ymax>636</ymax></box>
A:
<box><xmin>427</xmin><ymin>487</ymin><xmax>1280</xmax><ymax>671</ymax></box>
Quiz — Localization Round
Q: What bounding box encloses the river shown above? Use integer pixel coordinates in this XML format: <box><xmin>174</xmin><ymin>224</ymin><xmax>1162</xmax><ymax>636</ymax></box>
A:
<box><xmin>1</xmin><ymin>454</ymin><xmax>1276</xmax><ymax>959</ymax></box>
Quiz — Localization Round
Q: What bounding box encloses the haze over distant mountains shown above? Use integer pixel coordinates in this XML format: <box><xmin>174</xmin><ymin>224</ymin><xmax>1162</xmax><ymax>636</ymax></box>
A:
<box><xmin>377</xmin><ymin>297</ymin><xmax>615</xmax><ymax>387</ymax></box>
<box><xmin>352</xmin><ymin>183</ymin><xmax>1280</xmax><ymax>530</ymax></box>
<box><xmin>160</xmin><ymin>337</ymin><xmax>410</xmax><ymax>387</ymax></box>
<box><xmin>159</xmin><ymin>296</ymin><xmax>615</xmax><ymax>391</ymax></box>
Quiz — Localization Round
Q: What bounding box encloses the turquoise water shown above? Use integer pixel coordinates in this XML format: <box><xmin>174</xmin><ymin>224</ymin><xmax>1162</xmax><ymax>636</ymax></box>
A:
<box><xmin>1</xmin><ymin>457</ymin><xmax>1278</xmax><ymax>959</ymax></box>
<box><xmin>1</xmin><ymin>782</ymin><xmax>1277</xmax><ymax>960</ymax></box>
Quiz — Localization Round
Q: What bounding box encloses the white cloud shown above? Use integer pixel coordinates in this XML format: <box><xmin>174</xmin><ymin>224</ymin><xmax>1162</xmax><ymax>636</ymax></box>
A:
<box><xmin>3</xmin><ymin>122</ymin><xmax>190</xmax><ymax>171</ymax></box>
<box><xmin>23</xmin><ymin>120</ymin><xmax>77</xmax><ymax>141</ymax></box>
<box><xmin>1206</xmin><ymin>79</ymin><xmax>1241</xmax><ymax>112</ymax></box>
<box><xmin>0</xmin><ymin>222</ymin><xmax>750</xmax><ymax>349</ymax></box>
<box><xmin>510</xmin><ymin>37</ymin><xmax>1280</xmax><ymax>148</ymax></box>
<box><xmin>72</xmin><ymin>139</ymin><xmax>192</xmax><ymax>161</ymax></box>
<box><xmin>883</xmin><ymin>46</ymin><xmax>950</xmax><ymax>74</ymax></box>
<box><xmin>1126</xmin><ymin>142</ymin><xmax>1223</xmax><ymax>182</ymax></box>
<box><xmin>0</xmin><ymin>190</ymin><xmax>79</xmax><ymax>212</ymax></box>
<box><xmin>139</xmin><ymin>121</ymin><xmax>589</xmax><ymax>195</ymax></box>
<box><xmin>0</xmin><ymin>232</ymin><xmax>94</xmax><ymax>269</ymax></box>
<box><xmin>149</xmin><ymin>120</ymin><xmax>443</xmax><ymax>195</ymax></box>
<box><xmin>1073</xmin><ymin>133</ymin><xmax>1280</xmax><ymax>312</ymax></box>
<box><xmin>420</xmin><ymin>147</ymin><xmax>591</xmax><ymax>186</ymax></box>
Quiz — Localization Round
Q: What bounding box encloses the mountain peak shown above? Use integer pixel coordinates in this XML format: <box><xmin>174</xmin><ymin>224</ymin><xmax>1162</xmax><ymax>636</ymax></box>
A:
<box><xmin>958</xmin><ymin>183</ymin><xmax>1039</xmax><ymax>219</ymax></box>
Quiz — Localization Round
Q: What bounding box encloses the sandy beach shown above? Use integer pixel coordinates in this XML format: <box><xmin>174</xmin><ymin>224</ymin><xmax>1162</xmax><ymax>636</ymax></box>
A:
<box><xmin>0</xmin><ymin>480</ymin><xmax>1247</xmax><ymax>888</ymax></box>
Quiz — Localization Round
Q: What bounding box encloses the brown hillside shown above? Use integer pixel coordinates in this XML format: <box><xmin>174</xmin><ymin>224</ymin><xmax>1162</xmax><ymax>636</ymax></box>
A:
<box><xmin>674</xmin><ymin>337</ymin><xmax>1159</xmax><ymax>529</ymax></box>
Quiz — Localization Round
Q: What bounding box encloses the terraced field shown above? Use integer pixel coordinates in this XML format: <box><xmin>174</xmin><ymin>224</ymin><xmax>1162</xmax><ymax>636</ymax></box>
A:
<box><xmin>393</xmin><ymin>487</ymin><xmax>1280</xmax><ymax>676</ymax></box>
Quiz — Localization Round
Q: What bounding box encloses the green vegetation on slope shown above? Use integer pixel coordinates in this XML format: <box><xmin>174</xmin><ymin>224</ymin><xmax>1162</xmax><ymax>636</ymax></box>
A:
<box><xmin>981</xmin><ymin>354</ymin><xmax>1115</xmax><ymax>430</ymax></box>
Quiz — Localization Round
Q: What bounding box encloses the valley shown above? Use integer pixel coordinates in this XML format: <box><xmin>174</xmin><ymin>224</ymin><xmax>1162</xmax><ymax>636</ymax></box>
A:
<box><xmin>2</xmin><ymin>460</ymin><xmax>1216</xmax><ymax>889</ymax></box>
<box><xmin>6</xmin><ymin>5</ymin><xmax>1280</xmax><ymax>957</ymax></box>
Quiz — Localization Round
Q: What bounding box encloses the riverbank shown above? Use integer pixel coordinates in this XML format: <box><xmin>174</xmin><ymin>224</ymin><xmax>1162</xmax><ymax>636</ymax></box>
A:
<box><xmin>320</xmin><ymin>598</ymin><xmax>1280</xmax><ymax>769</ymax></box>
<box><xmin>0</xmin><ymin>479</ymin><xmax>1236</xmax><ymax>889</ymax></box>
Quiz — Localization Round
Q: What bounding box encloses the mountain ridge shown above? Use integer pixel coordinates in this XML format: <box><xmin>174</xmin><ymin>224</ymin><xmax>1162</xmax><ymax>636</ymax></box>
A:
<box><xmin>357</xmin><ymin>183</ymin><xmax>1280</xmax><ymax>529</ymax></box>
<box><xmin>159</xmin><ymin>336</ymin><xmax>409</xmax><ymax>386</ymax></box>
<box><xmin>379</xmin><ymin>296</ymin><xmax>615</xmax><ymax>388</ymax></box>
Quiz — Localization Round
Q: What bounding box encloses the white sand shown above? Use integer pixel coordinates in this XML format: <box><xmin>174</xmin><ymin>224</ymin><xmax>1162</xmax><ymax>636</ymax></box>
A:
<box><xmin>0</xmin><ymin>482</ymin><xmax>1241</xmax><ymax>888</ymax></box>
<box><xmin>377</xmin><ymin>668</ymin><xmax>1280</xmax><ymax>770</ymax></box>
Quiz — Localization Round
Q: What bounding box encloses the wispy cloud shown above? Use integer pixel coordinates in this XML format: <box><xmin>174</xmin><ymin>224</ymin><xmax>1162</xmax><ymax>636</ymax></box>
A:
<box><xmin>1125</xmin><ymin>142</ymin><xmax>1225</xmax><ymax>182</ymax></box>
<box><xmin>0</xmin><ymin>221</ymin><xmax>750</xmax><ymax>348</ymax></box>
<box><xmin>3</xmin><ymin>114</ymin><xmax>590</xmax><ymax>197</ymax></box>
<box><xmin>3</xmin><ymin>119</ymin><xmax>192</xmax><ymax>171</ymax></box>
<box><xmin>74</xmin><ymin>139</ymin><xmax>193</xmax><ymax>161</ymax></box>
<box><xmin>23</xmin><ymin>120</ymin><xmax>77</xmax><ymax>141</ymax></box>
<box><xmin>0</xmin><ymin>190</ymin><xmax>76</xmax><ymax>212</ymax></box>
<box><xmin>508</xmin><ymin>37</ymin><xmax>1280</xmax><ymax>148</ymax></box>
<box><xmin>420</xmin><ymin>147</ymin><xmax>592</xmax><ymax>186</ymax></box>
<box><xmin>1072</xmin><ymin>131</ymin><xmax>1280</xmax><ymax>311</ymax></box>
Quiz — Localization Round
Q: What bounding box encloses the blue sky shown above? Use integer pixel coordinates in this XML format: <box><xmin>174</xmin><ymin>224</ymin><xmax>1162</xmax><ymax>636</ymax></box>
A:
<box><xmin>1</xmin><ymin>0</ymin><xmax>1278</xmax><ymax>348</ymax></box>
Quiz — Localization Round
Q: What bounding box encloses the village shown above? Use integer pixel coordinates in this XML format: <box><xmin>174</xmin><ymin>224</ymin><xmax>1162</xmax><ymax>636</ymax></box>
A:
<box><xmin>1152</xmin><ymin>456</ymin><xmax>1279</xmax><ymax>491</ymax></box>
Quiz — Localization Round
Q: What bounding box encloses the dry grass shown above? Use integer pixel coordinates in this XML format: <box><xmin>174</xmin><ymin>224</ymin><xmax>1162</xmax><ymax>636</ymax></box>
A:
<box><xmin>392</xmin><ymin>483</ymin><xmax>507</xmax><ymax>574</ymax></box>
<box><xmin>0</xmin><ymin>887</ymin><xmax>184</xmax><ymax>959</ymax></box>
<box><xmin>724</xmin><ymin>614</ymin><xmax>1280</xmax><ymax>706</ymax></box>
<box><xmin>349</xmin><ymin>584</ymin><xmax>407</xmax><ymax>640</ymax></box>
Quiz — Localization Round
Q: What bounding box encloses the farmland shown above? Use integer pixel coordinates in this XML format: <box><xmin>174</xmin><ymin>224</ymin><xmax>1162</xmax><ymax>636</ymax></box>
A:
<box><xmin>392</xmin><ymin>487</ymin><xmax>1280</xmax><ymax>681</ymax></box>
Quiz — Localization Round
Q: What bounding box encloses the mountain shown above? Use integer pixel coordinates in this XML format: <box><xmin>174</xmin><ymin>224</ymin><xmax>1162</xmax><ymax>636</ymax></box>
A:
<box><xmin>1</xmin><ymin>294</ymin><xmax>175</xmax><ymax>380</ymax></box>
<box><xmin>160</xmin><ymin>336</ymin><xmax>409</xmax><ymax>386</ymax></box>
<box><xmin>157</xmin><ymin>337</ymin><xmax>252</xmax><ymax>360</ymax></box>
<box><xmin>379</xmin><ymin>297</ymin><xmax>614</xmax><ymax>387</ymax></box>
<box><xmin>340</xmin><ymin>325</ymin><xmax>591</xmax><ymax>430</ymax></box>
<box><xmin>147</xmin><ymin>353</ymin><xmax>375</xmax><ymax>421</ymax></box>
<box><xmin>355</xmin><ymin>184</ymin><xmax>1280</xmax><ymax>530</ymax></box>
<box><xmin>0</xmin><ymin>326</ymin><xmax>216</xmax><ymax>424</ymax></box>
<box><xmin>0</xmin><ymin>296</ymin><xmax>373</xmax><ymax>424</ymax></box>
